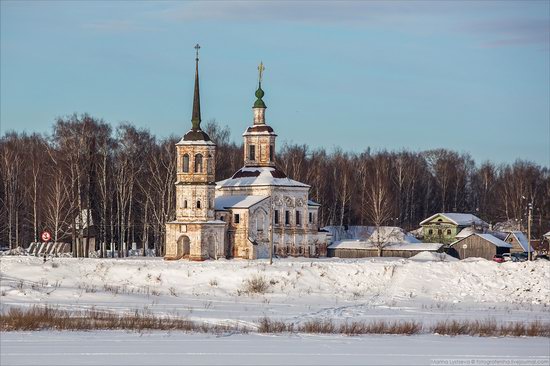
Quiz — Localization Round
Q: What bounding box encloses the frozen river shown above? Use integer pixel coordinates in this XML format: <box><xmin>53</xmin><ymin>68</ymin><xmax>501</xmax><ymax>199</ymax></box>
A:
<box><xmin>1</xmin><ymin>331</ymin><xmax>549</xmax><ymax>366</ymax></box>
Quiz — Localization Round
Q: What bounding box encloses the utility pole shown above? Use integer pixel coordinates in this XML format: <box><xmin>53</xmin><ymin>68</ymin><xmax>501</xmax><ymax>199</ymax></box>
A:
<box><xmin>527</xmin><ymin>202</ymin><xmax>533</xmax><ymax>261</ymax></box>
<box><xmin>269</xmin><ymin>196</ymin><xmax>274</xmax><ymax>265</ymax></box>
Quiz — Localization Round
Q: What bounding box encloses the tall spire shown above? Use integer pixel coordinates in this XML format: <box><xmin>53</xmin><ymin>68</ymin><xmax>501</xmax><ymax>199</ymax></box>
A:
<box><xmin>191</xmin><ymin>43</ymin><xmax>201</xmax><ymax>131</ymax></box>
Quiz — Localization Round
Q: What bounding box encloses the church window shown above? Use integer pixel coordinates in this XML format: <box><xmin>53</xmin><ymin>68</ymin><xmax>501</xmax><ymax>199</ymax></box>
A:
<box><xmin>446</xmin><ymin>229</ymin><xmax>452</xmax><ymax>235</ymax></box>
<box><xmin>428</xmin><ymin>229</ymin><xmax>433</xmax><ymax>235</ymax></box>
<box><xmin>285</xmin><ymin>210</ymin><xmax>290</xmax><ymax>225</ymax></box>
<box><xmin>207</xmin><ymin>155</ymin><xmax>212</xmax><ymax>174</ymax></box>
<box><xmin>249</xmin><ymin>145</ymin><xmax>256</xmax><ymax>161</ymax></box>
<box><xmin>194</xmin><ymin>154</ymin><xmax>203</xmax><ymax>173</ymax></box>
<box><xmin>437</xmin><ymin>229</ymin><xmax>442</xmax><ymax>235</ymax></box>
<box><xmin>234</xmin><ymin>214</ymin><xmax>240</xmax><ymax>224</ymax></box>
<box><xmin>309</xmin><ymin>212</ymin><xmax>313</xmax><ymax>224</ymax></box>
<box><xmin>257</xmin><ymin>214</ymin><xmax>264</xmax><ymax>232</ymax></box>
<box><xmin>269</xmin><ymin>145</ymin><xmax>274</xmax><ymax>161</ymax></box>
<box><xmin>274</xmin><ymin>210</ymin><xmax>280</xmax><ymax>225</ymax></box>
<box><xmin>184</xmin><ymin>200</ymin><xmax>188</xmax><ymax>209</ymax></box>
<box><xmin>296</xmin><ymin>211</ymin><xmax>301</xmax><ymax>226</ymax></box>
<box><xmin>183</xmin><ymin>154</ymin><xmax>190</xmax><ymax>173</ymax></box>
<box><xmin>197</xmin><ymin>200</ymin><xmax>201</xmax><ymax>209</ymax></box>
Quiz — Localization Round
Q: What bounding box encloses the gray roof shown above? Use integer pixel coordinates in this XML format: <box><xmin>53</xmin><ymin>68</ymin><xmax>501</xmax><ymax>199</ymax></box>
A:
<box><xmin>506</xmin><ymin>231</ymin><xmax>534</xmax><ymax>252</ymax></box>
<box><xmin>217</xmin><ymin>167</ymin><xmax>309</xmax><ymax>188</ymax></box>
<box><xmin>420</xmin><ymin>213</ymin><xmax>488</xmax><ymax>227</ymax></box>
<box><xmin>214</xmin><ymin>195</ymin><xmax>268</xmax><ymax>210</ymax></box>
<box><xmin>452</xmin><ymin>233</ymin><xmax>512</xmax><ymax>248</ymax></box>
<box><xmin>328</xmin><ymin>240</ymin><xmax>443</xmax><ymax>251</ymax></box>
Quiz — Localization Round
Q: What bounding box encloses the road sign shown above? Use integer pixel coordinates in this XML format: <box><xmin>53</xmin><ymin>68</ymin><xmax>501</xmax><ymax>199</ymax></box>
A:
<box><xmin>41</xmin><ymin>230</ymin><xmax>52</xmax><ymax>242</ymax></box>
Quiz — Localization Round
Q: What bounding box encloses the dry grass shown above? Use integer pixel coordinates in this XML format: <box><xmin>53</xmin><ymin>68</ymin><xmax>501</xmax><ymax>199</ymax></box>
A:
<box><xmin>2</xmin><ymin>307</ymin><xmax>548</xmax><ymax>337</ymax></box>
<box><xmin>240</xmin><ymin>275</ymin><xmax>270</xmax><ymax>295</ymax></box>
<box><xmin>257</xmin><ymin>317</ymin><xmax>293</xmax><ymax>333</ymax></box>
<box><xmin>0</xmin><ymin>306</ymin><xmax>243</xmax><ymax>333</ymax></box>
<box><xmin>431</xmin><ymin>319</ymin><xmax>550</xmax><ymax>337</ymax></box>
<box><xmin>257</xmin><ymin>318</ymin><xmax>421</xmax><ymax>335</ymax></box>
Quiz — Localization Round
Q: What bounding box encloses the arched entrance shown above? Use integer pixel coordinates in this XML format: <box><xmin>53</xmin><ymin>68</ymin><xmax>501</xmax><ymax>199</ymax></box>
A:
<box><xmin>207</xmin><ymin>234</ymin><xmax>217</xmax><ymax>259</ymax></box>
<box><xmin>177</xmin><ymin>235</ymin><xmax>190</xmax><ymax>259</ymax></box>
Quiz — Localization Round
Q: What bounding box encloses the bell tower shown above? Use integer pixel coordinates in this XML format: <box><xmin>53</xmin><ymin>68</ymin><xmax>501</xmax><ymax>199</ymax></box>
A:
<box><xmin>165</xmin><ymin>44</ymin><xmax>225</xmax><ymax>262</ymax></box>
<box><xmin>243</xmin><ymin>62</ymin><xmax>277</xmax><ymax>167</ymax></box>
<box><xmin>174</xmin><ymin>44</ymin><xmax>216</xmax><ymax>223</ymax></box>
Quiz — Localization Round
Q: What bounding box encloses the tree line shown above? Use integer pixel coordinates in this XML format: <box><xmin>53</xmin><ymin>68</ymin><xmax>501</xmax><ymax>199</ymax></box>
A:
<box><xmin>1</xmin><ymin>114</ymin><xmax>548</xmax><ymax>255</ymax></box>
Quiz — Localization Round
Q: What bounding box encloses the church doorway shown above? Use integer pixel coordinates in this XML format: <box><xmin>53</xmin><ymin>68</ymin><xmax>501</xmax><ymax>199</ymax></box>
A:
<box><xmin>176</xmin><ymin>235</ymin><xmax>190</xmax><ymax>259</ymax></box>
<box><xmin>207</xmin><ymin>234</ymin><xmax>217</xmax><ymax>259</ymax></box>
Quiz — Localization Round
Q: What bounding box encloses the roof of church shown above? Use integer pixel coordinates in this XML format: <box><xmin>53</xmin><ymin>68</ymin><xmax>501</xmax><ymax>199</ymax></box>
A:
<box><xmin>216</xmin><ymin>166</ymin><xmax>309</xmax><ymax>188</ymax></box>
<box><xmin>215</xmin><ymin>195</ymin><xmax>269</xmax><ymax>210</ymax></box>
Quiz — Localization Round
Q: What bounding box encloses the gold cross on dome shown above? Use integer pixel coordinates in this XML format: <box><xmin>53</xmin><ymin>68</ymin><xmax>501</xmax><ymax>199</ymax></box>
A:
<box><xmin>258</xmin><ymin>61</ymin><xmax>265</xmax><ymax>83</ymax></box>
<box><xmin>194</xmin><ymin>44</ymin><xmax>200</xmax><ymax>60</ymax></box>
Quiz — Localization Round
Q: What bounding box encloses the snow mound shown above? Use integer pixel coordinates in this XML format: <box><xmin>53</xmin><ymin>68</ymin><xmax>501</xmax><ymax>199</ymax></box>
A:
<box><xmin>409</xmin><ymin>251</ymin><xmax>458</xmax><ymax>262</ymax></box>
<box><xmin>0</xmin><ymin>247</ymin><xmax>28</xmax><ymax>256</ymax></box>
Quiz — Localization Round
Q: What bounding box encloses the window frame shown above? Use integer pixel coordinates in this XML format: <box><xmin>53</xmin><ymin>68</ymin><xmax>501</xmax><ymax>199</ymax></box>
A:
<box><xmin>183</xmin><ymin>154</ymin><xmax>190</xmax><ymax>173</ymax></box>
<box><xmin>249</xmin><ymin>145</ymin><xmax>256</xmax><ymax>161</ymax></box>
<box><xmin>194</xmin><ymin>153</ymin><xmax>203</xmax><ymax>173</ymax></box>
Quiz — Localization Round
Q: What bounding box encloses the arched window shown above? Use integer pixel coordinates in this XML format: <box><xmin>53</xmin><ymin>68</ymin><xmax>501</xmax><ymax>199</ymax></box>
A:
<box><xmin>194</xmin><ymin>154</ymin><xmax>203</xmax><ymax>173</ymax></box>
<box><xmin>270</xmin><ymin>144</ymin><xmax>274</xmax><ymax>161</ymax></box>
<box><xmin>446</xmin><ymin>229</ymin><xmax>451</xmax><ymax>235</ymax></box>
<box><xmin>183</xmin><ymin>154</ymin><xmax>190</xmax><ymax>173</ymax></box>
<box><xmin>207</xmin><ymin>155</ymin><xmax>212</xmax><ymax>174</ymax></box>
<box><xmin>183</xmin><ymin>200</ymin><xmax>188</xmax><ymax>208</ymax></box>
<box><xmin>197</xmin><ymin>200</ymin><xmax>201</xmax><ymax>209</ymax></box>
<box><xmin>249</xmin><ymin>145</ymin><xmax>256</xmax><ymax>161</ymax></box>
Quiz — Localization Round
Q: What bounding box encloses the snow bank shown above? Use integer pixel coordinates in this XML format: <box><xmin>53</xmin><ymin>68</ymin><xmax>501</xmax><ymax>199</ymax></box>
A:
<box><xmin>1</xmin><ymin>257</ymin><xmax>548</xmax><ymax>325</ymax></box>
<box><xmin>409</xmin><ymin>251</ymin><xmax>458</xmax><ymax>262</ymax></box>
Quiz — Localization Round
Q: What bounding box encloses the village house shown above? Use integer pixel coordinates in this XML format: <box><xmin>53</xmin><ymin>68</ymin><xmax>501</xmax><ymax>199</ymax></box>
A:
<box><xmin>503</xmin><ymin>231</ymin><xmax>534</xmax><ymax>254</ymax></box>
<box><xmin>164</xmin><ymin>49</ymin><xmax>329</xmax><ymax>260</ymax></box>
<box><xmin>448</xmin><ymin>233</ymin><xmax>511</xmax><ymax>260</ymax></box>
<box><xmin>419</xmin><ymin>213</ymin><xmax>489</xmax><ymax>244</ymax></box>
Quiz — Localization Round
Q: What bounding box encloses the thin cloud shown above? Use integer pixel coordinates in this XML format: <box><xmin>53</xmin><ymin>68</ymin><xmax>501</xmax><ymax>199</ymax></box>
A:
<box><xmin>459</xmin><ymin>18</ymin><xmax>549</xmax><ymax>48</ymax></box>
<box><xmin>82</xmin><ymin>20</ymin><xmax>160</xmax><ymax>33</ymax></box>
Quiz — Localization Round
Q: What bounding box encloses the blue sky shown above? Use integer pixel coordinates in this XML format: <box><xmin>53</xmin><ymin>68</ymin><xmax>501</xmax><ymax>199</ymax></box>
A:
<box><xmin>1</xmin><ymin>1</ymin><xmax>549</xmax><ymax>166</ymax></box>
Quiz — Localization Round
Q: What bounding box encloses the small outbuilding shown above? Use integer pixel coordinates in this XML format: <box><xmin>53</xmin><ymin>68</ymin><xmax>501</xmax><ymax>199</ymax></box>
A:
<box><xmin>448</xmin><ymin>233</ymin><xmax>512</xmax><ymax>260</ymax></box>
<box><xmin>327</xmin><ymin>241</ymin><xmax>444</xmax><ymax>259</ymax></box>
<box><xmin>503</xmin><ymin>231</ymin><xmax>534</xmax><ymax>254</ymax></box>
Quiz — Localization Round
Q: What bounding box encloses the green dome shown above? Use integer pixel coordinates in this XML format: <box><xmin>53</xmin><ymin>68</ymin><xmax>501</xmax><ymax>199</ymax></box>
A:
<box><xmin>253</xmin><ymin>83</ymin><xmax>266</xmax><ymax>108</ymax></box>
<box><xmin>255</xmin><ymin>87</ymin><xmax>264</xmax><ymax>99</ymax></box>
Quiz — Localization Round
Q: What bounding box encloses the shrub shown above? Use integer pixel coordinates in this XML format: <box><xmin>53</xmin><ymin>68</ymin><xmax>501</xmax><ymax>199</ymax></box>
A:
<box><xmin>242</xmin><ymin>275</ymin><xmax>270</xmax><ymax>294</ymax></box>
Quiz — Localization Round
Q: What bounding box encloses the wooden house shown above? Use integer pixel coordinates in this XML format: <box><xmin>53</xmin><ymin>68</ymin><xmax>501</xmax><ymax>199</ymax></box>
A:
<box><xmin>503</xmin><ymin>231</ymin><xmax>534</xmax><ymax>254</ymax></box>
<box><xmin>448</xmin><ymin>233</ymin><xmax>511</xmax><ymax>260</ymax></box>
<box><xmin>419</xmin><ymin>213</ymin><xmax>489</xmax><ymax>244</ymax></box>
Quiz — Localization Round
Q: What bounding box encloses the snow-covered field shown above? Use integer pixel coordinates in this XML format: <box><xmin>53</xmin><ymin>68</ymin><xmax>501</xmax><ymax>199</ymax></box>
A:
<box><xmin>1</xmin><ymin>255</ymin><xmax>549</xmax><ymax>365</ymax></box>
<box><xmin>1</xmin><ymin>255</ymin><xmax>549</xmax><ymax>324</ymax></box>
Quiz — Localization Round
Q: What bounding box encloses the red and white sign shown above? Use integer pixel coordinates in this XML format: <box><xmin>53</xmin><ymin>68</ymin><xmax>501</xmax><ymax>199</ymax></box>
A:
<box><xmin>41</xmin><ymin>230</ymin><xmax>52</xmax><ymax>242</ymax></box>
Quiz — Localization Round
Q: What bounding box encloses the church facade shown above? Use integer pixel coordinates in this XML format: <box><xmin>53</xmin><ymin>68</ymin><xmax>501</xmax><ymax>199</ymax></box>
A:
<box><xmin>165</xmin><ymin>50</ymin><xmax>328</xmax><ymax>260</ymax></box>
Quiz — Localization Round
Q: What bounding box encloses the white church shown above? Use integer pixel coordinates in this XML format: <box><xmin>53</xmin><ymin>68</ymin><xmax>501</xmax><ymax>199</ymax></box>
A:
<box><xmin>165</xmin><ymin>47</ymin><xmax>329</xmax><ymax>260</ymax></box>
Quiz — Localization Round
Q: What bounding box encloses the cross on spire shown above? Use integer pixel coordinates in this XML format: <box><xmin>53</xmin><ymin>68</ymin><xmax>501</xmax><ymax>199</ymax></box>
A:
<box><xmin>194</xmin><ymin>43</ymin><xmax>200</xmax><ymax>61</ymax></box>
<box><xmin>258</xmin><ymin>61</ymin><xmax>265</xmax><ymax>83</ymax></box>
